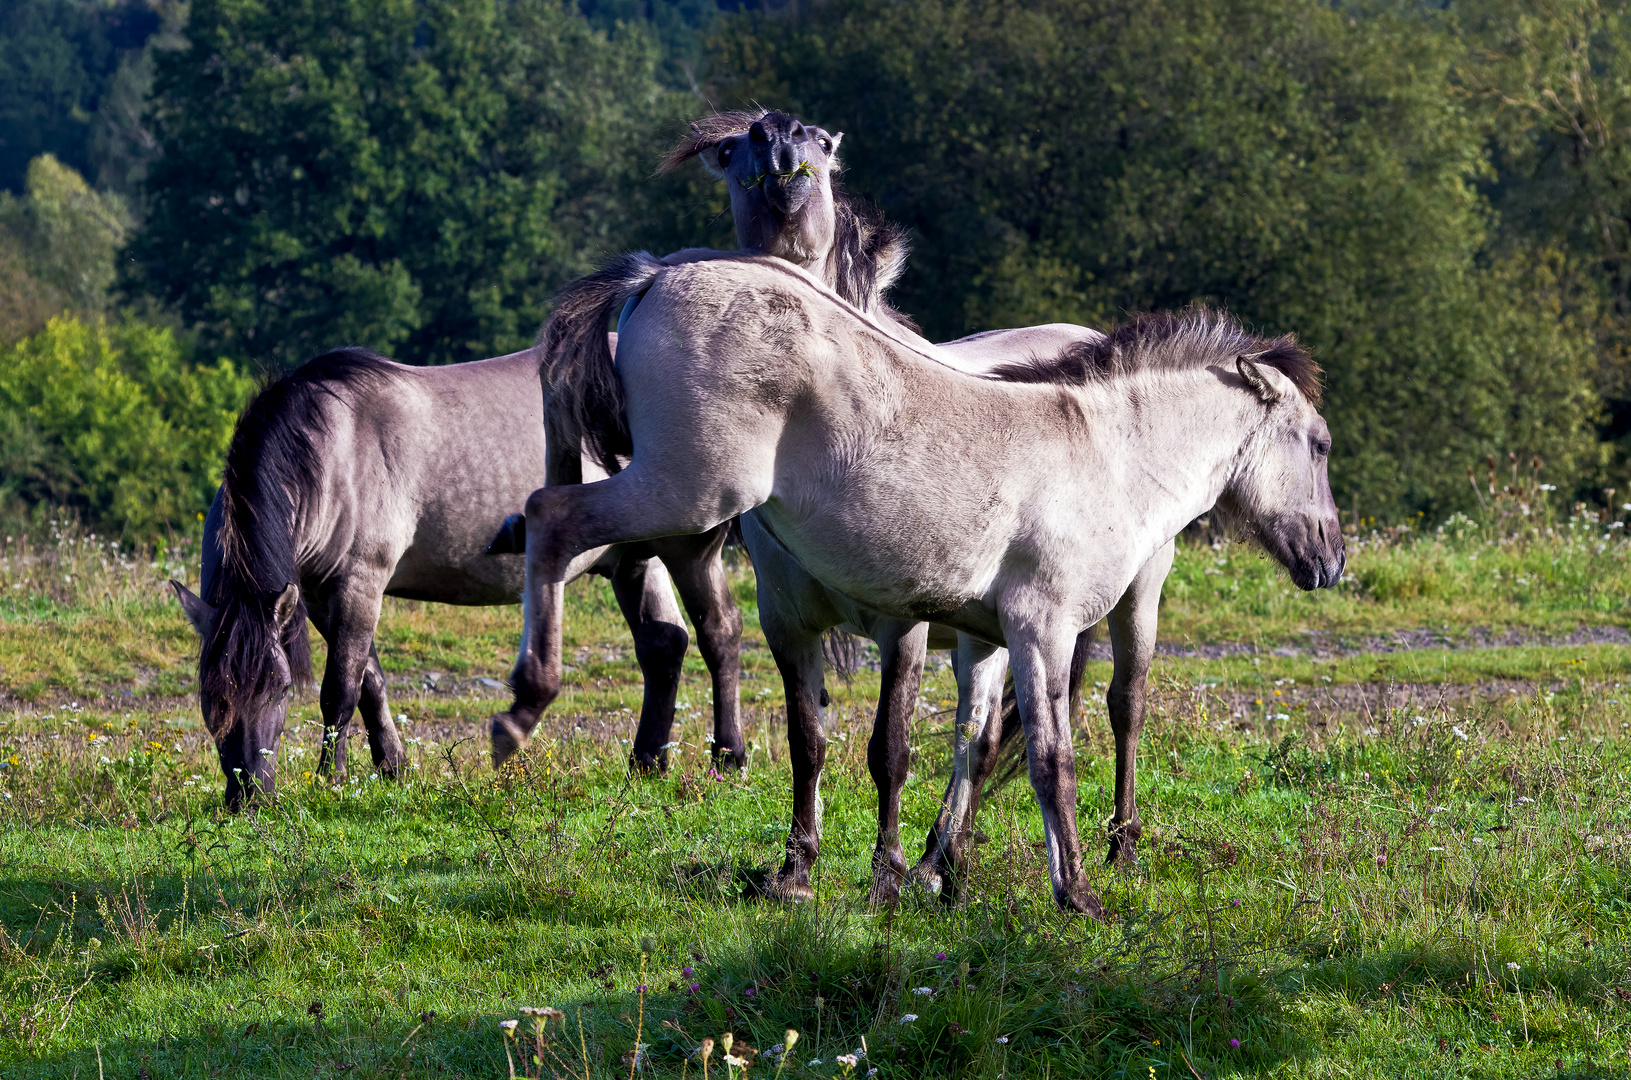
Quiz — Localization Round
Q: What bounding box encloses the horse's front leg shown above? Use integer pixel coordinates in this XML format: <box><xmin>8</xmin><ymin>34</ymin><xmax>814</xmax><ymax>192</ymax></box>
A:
<box><xmin>1104</xmin><ymin>540</ymin><xmax>1176</xmax><ymax>866</ymax></box>
<box><xmin>1007</xmin><ymin>619</ymin><xmax>1102</xmax><ymax>917</ymax></box>
<box><xmin>865</xmin><ymin>619</ymin><xmax>929</xmax><ymax>906</ymax></box>
<box><xmin>314</xmin><ymin>584</ymin><xmax>401</xmax><ymax>781</ymax></box>
<box><xmin>656</xmin><ymin>526</ymin><xmax>747</xmax><ymax>769</ymax></box>
<box><xmin>609</xmin><ymin>552</ymin><xmax>689</xmax><ymax>772</ymax></box>
<box><xmin>357</xmin><ymin>642</ymin><xmax>406</xmax><ymax>777</ymax></box>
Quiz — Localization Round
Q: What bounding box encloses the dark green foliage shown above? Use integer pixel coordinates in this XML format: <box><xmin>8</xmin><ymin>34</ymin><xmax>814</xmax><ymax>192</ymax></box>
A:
<box><xmin>577</xmin><ymin>0</ymin><xmax>727</xmax><ymax>89</ymax></box>
<box><xmin>706</xmin><ymin>0</ymin><xmax>1606</xmax><ymax>519</ymax></box>
<box><xmin>0</xmin><ymin>0</ymin><xmax>165</xmax><ymax>195</ymax></box>
<box><xmin>128</xmin><ymin>0</ymin><xmax>709</xmax><ymax>372</ymax></box>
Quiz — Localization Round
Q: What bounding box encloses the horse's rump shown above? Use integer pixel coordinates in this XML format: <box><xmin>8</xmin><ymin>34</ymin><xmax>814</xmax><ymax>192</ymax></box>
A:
<box><xmin>536</xmin><ymin>252</ymin><xmax>665</xmax><ymax>479</ymax></box>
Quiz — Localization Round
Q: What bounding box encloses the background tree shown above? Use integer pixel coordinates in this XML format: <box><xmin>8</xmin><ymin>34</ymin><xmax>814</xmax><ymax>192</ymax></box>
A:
<box><xmin>128</xmin><ymin>0</ymin><xmax>716</xmax><ymax>372</ymax></box>
<box><xmin>705</xmin><ymin>0</ymin><xmax>1606</xmax><ymax>520</ymax></box>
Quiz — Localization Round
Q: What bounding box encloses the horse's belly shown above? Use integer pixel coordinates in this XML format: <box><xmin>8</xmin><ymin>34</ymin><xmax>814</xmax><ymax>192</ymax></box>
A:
<box><xmin>756</xmin><ymin>500</ymin><xmax>1005</xmax><ymax>637</ymax></box>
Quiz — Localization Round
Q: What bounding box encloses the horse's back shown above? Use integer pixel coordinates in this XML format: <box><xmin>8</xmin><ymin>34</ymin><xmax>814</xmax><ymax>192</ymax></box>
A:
<box><xmin>276</xmin><ymin>349</ymin><xmax>545</xmax><ymax>606</ymax></box>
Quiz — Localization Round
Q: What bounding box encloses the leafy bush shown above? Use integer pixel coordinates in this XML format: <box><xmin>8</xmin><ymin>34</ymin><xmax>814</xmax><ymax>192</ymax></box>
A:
<box><xmin>0</xmin><ymin>316</ymin><xmax>254</xmax><ymax>538</ymax></box>
<box><xmin>0</xmin><ymin>154</ymin><xmax>131</xmax><ymax>344</ymax></box>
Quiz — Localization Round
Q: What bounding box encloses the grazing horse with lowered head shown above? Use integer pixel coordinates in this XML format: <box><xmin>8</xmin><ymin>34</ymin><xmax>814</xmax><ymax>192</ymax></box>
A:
<box><xmin>176</xmin><ymin>108</ymin><xmax>905</xmax><ymax>809</ymax></box>
<box><xmin>518</xmin><ymin>252</ymin><xmax>1344</xmax><ymax>914</ymax></box>
<box><xmin>171</xmin><ymin>346</ymin><xmax>747</xmax><ymax>809</ymax></box>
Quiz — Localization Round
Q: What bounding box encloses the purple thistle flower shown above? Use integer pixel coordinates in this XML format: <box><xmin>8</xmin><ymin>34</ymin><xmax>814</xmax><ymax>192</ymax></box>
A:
<box><xmin>1229</xmin><ymin>1038</ymin><xmax>1241</xmax><ymax>1049</ymax></box>
<box><xmin>637</xmin><ymin>984</ymin><xmax>648</xmax><ymax>994</ymax></box>
<box><xmin>935</xmin><ymin>952</ymin><xmax>948</xmax><ymax>961</ymax></box>
<box><xmin>683</xmin><ymin>966</ymin><xmax>694</xmax><ymax>977</ymax></box>
<box><xmin>1230</xmin><ymin>899</ymin><xmax>1241</xmax><ymax>907</ymax></box>
<box><xmin>689</xmin><ymin>983</ymin><xmax>700</xmax><ymax>993</ymax></box>
<box><xmin>745</xmin><ymin>987</ymin><xmax>755</xmax><ymax>997</ymax></box>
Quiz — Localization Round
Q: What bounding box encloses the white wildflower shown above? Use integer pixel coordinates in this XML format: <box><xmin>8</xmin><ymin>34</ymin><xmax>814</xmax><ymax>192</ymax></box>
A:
<box><xmin>900</xmin><ymin>1014</ymin><xmax>919</xmax><ymax>1024</ymax></box>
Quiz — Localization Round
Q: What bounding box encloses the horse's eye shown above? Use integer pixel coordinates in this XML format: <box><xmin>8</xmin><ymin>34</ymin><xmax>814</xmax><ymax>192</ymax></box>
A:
<box><xmin>818</xmin><ymin>137</ymin><xmax>831</xmax><ymax>153</ymax></box>
<box><xmin>1313</xmin><ymin>438</ymin><xmax>1331</xmax><ymax>456</ymax></box>
<box><xmin>718</xmin><ymin>144</ymin><xmax>733</xmax><ymax>166</ymax></box>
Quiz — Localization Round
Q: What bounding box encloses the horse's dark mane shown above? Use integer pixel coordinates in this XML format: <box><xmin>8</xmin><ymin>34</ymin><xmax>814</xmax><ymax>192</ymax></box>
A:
<box><xmin>200</xmin><ymin>347</ymin><xmax>399</xmax><ymax>738</ymax></box>
<box><xmin>990</xmin><ymin>307</ymin><xmax>1322</xmax><ymax>404</ymax></box>
<box><xmin>659</xmin><ymin>109</ymin><xmax>916</xmax><ymax>330</ymax></box>
<box><xmin>831</xmin><ymin>196</ymin><xmax>916</xmax><ymax>332</ymax></box>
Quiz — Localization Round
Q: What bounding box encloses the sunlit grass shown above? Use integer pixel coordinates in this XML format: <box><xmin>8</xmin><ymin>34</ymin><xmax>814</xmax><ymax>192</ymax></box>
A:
<box><xmin>1</xmin><ymin>511</ymin><xmax>1628</xmax><ymax>1076</ymax></box>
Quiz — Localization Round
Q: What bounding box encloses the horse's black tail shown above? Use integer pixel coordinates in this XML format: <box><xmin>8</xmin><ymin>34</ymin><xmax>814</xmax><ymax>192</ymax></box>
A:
<box><xmin>538</xmin><ymin>251</ymin><xmax>665</xmax><ymax>480</ymax></box>
<box><xmin>984</xmin><ymin>624</ymin><xmax>1098</xmax><ymax>794</ymax></box>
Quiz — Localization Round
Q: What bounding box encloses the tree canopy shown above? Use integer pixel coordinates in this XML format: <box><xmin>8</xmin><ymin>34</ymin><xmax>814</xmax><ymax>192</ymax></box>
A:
<box><xmin>10</xmin><ymin>0</ymin><xmax>1631</xmax><ymax>532</ymax></box>
<box><xmin>128</xmin><ymin>0</ymin><xmax>715</xmax><ymax>371</ymax></box>
<box><xmin>704</xmin><ymin>0</ymin><xmax>1606</xmax><ymax>518</ymax></box>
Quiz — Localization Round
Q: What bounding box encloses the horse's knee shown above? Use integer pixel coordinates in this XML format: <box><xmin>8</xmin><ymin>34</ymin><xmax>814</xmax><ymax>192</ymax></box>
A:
<box><xmin>632</xmin><ymin>620</ymin><xmax>689</xmax><ymax>677</ymax></box>
<box><xmin>509</xmin><ymin>653</ymin><xmax>561</xmax><ymax>711</ymax></box>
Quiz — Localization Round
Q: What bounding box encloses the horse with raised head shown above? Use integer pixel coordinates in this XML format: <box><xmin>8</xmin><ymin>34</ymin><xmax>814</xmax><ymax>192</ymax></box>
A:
<box><xmin>509</xmin><ymin>109</ymin><xmax>1187</xmax><ymax>905</ymax></box>
<box><xmin>519</xmin><ymin>252</ymin><xmax>1343</xmax><ymax>914</ymax></box>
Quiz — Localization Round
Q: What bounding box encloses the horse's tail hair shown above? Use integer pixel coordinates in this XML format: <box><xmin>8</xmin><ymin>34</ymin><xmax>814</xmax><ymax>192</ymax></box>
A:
<box><xmin>984</xmin><ymin>624</ymin><xmax>1098</xmax><ymax>795</ymax></box>
<box><xmin>538</xmin><ymin>251</ymin><xmax>665</xmax><ymax>478</ymax></box>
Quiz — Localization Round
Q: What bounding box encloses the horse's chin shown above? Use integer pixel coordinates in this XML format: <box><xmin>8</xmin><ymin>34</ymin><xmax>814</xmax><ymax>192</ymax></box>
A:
<box><xmin>1256</xmin><ymin>516</ymin><xmax>1345</xmax><ymax>591</ymax></box>
<box><xmin>766</xmin><ymin>175</ymin><xmax>816</xmax><ymax>215</ymax></box>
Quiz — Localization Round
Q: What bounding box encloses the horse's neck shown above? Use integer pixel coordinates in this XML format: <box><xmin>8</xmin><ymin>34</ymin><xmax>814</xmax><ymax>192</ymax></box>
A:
<box><xmin>1085</xmin><ymin>374</ymin><xmax>1258</xmax><ymax>543</ymax></box>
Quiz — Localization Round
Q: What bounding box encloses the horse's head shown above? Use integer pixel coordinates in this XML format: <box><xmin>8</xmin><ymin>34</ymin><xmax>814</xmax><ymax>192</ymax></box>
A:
<box><xmin>171</xmin><ymin>579</ymin><xmax>306</xmax><ymax>810</ymax></box>
<box><xmin>665</xmin><ymin>109</ymin><xmax>843</xmax><ymax>269</ymax></box>
<box><xmin>1221</xmin><ymin>354</ymin><xmax>1346</xmax><ymax>591</ymax></box>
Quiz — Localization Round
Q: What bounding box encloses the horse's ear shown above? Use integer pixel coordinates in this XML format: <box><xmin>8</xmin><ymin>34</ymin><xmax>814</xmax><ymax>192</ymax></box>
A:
<box><xmin>272</xmin><ymin>583</ymin><xmax>302</xmax><ymax>632</ymax></box>
<box><xmin>1236</xmin><ymin>356</ymin><xmax>1284</xmax><ymax>404</ymax></box>
<box><xmin>170</xmin><ymin>580</ymin><xmax>214</xmax><ymax>636</ymax></box>
<box><xmin>827</xmin><ymin>130</ymin><xmax>844</xmax><ymax>167</ymax></box>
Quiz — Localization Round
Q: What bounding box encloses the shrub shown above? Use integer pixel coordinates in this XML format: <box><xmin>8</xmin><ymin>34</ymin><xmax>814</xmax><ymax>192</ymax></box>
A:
<box><xmin>0</xmin><ymin>316</ymin><xmax>254</xmax><ymax>538</ymax></box>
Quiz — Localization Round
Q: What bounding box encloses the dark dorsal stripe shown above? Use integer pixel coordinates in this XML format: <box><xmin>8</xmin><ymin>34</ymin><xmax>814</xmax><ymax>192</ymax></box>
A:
<box><xmin>990</xmin><ymin>307</ymin><xmax>1322</xmax><ymax>404</ymax></box>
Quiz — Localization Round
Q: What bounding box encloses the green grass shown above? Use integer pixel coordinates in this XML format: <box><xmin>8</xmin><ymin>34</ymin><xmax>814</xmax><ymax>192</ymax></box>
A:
<box><xmin>0</xmin><ymin>520</ymin><xmax>1628</xmax><ymax>1077</ymax></box>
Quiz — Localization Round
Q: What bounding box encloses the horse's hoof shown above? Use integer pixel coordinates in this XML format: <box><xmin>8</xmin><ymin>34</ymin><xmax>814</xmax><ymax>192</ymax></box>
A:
<box><xmin>760</xmin><ymin>874</ymin><xmax>815</xmax><ymax>903</ymax></box>
<box><xmin>1057</xmin><ymin>882</ymin><xmax>1107</xmax><ymax>920</ymax></box>
<box><xmin>491</xmin><ymin>713</ymin><xmax>527</xmax><ymax>767</ymax></box>
<box><xmin>905</xmin><ymin>860</ymin><xmax>944</xmax><ymax>897</ymax></box>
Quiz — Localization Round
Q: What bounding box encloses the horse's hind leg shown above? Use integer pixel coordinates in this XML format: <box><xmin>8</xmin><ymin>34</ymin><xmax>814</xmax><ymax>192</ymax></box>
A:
<box><xmin>656</xmin><ymin>527</ymin><xmax>746</xmax><ymax>769</ymax></box>
<box><xmin>1104</xmin><ymin>540</ymin><xmax>1175</xmax><ymax>866</ymax></box>
<box><xmin>1007</xmin><ymin>618</ymin><xmax>1101</xmax><ymax>916</ymax></box>
<box><xmin>357</xmin><ymin>643</ymin><xmax>406</xmax><ymax>777</ymax></box>
<box><xmin>865</xmin><ymin>619</ymin><xmax>929</xmax><ymax>906</ymax></box>
<box><xmin>610</xmin><ymin>553</ymin><xmax>689</xmax><ymax>772</ymax></box>
<box><xmin>760</xmin><ymin>610</ymin><xmax>827</xmax><ymax>902</ymax></box>
<box><xmin>497</xmin><ymin>468</ymin><xmax>763</xmax><ymax>768</ymax></box>
<box><xmin>912</xmin><ymin>637</ymin><xmax>1005</xmax><ymax>899</ymax></box>
<box><xmin>916</xmin><ymin>625</ymin><xmax>1094</xmax><ymax>888</ymax></box>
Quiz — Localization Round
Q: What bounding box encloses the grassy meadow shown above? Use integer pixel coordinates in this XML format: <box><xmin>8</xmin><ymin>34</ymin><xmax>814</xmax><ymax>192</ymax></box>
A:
<box><xmin>0</xmin><ymin>509</ymin><xmax>1628</xmax><ymax>1078</ymax></box>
